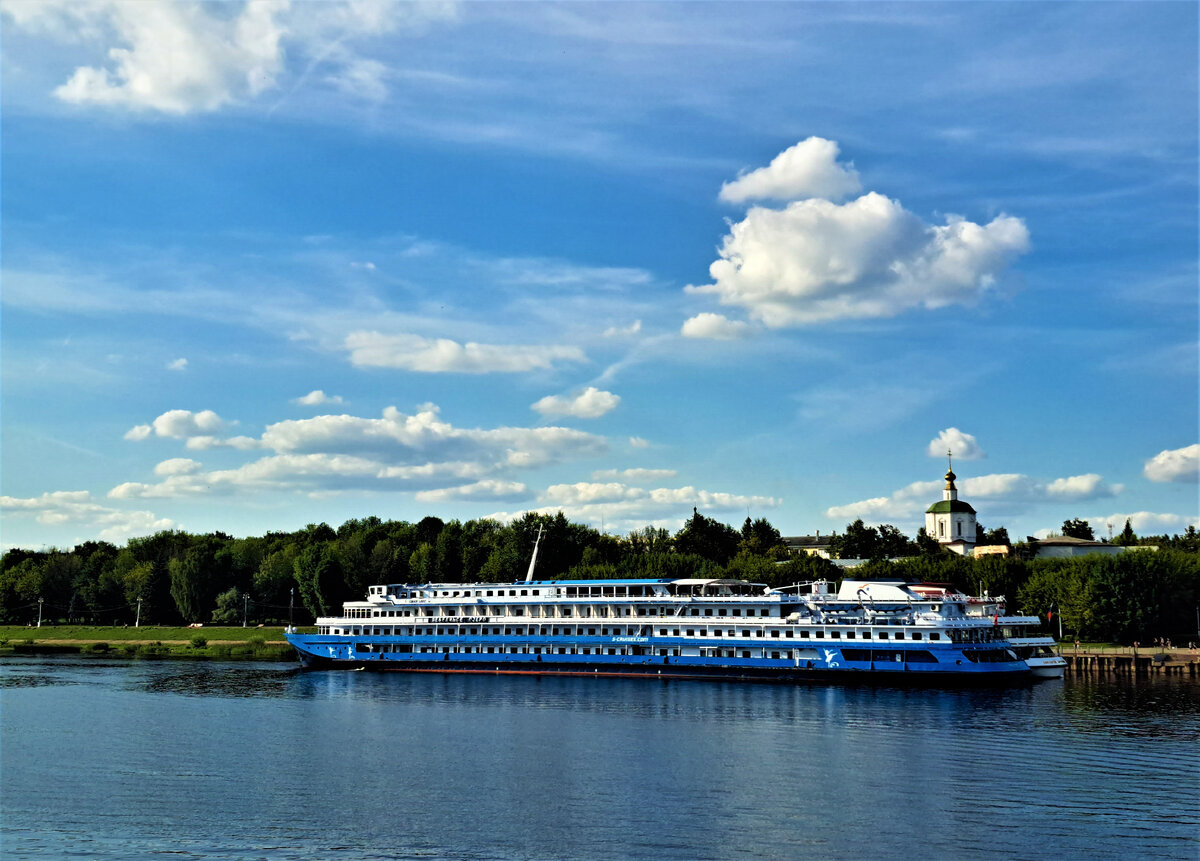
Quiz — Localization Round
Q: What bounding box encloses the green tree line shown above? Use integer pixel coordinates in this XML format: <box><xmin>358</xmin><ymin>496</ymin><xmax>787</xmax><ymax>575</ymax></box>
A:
<box><xmin>3</xmin><ymin>511</ymin><xmax>1196</xmax><ymax>643</ymax></box>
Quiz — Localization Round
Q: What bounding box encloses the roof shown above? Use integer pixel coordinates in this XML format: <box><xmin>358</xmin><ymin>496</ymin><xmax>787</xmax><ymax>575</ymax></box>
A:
<box><xmin>783</xmin><ymin>535</ymin><xmax>831</xmax><ymax>547</ymax></box>
<box><xmin>1033</xmin><ymin>536</ymin><xmax>1109</xmax><ymax>547</ymax></box>
<box><xmin>926</xmin><ymin>499</ymin><xmax>976</xmax><ymax>514</ymax></box>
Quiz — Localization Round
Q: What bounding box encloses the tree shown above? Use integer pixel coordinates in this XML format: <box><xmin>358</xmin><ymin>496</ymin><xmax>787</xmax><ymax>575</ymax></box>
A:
<box><xmin>1061</xmin><ymin>518</ymin><xmax>1096</xmax><ymax>541</ymax></box>
<box><xmin>829</xmin><ymin>520</ymin><xmax>881</xmax><ymax>560</ymax></box>
<box><xmin>1112</xmin><ymin>518</ymin><xmax>1138</xmax><ymax>547</ymax></box>
<box><xmin>169</xmin><ymin>548</ymin><xmax>209</xmax><ymax>623</ymax></box>
<box><xmin>738</xmin><ymin>517</ymin><xmax>786</xmax><ymax>558</ymax></box>
<box><xmin>982</xmin><ymin>526</ymin><xmax>1011</xmax><ymax>546</ymax></box>
<box><xmin>674</xmin><ymin>509</ymin><xmax>741</xmax><ymax>565</ymax></box>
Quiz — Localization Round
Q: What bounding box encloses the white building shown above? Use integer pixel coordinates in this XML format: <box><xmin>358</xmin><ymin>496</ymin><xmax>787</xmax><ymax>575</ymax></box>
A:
<box><xmin>925</xmin><ymin>456</ymin><xmax>977</xmax><ymax>555</ymax></box>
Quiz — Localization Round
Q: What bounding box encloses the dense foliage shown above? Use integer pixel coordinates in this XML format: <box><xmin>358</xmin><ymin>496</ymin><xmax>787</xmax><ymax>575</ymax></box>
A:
<box><xmin>3</xmin><ymin>512</ymin><xmax>1196</xmax><ymax>643</ymax></box>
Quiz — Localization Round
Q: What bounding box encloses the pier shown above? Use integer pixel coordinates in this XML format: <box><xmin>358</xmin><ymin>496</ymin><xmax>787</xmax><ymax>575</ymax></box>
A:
<box><xmin>1063</xmin><ymin>648</ymin><xmax>1199</xmax><ymax>678</ymax></box>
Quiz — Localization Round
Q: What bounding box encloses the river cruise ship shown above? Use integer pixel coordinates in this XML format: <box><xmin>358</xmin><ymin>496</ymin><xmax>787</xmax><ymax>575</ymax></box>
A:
<box><xmin>284</xmin><ymin>576</ymin><xmax>1035</xmax><ymax>684</ymax></box>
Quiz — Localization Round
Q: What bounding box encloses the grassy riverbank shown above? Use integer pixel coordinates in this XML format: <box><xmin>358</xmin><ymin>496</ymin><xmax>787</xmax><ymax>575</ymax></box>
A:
<box><xmin>0</xmin><ymin>625</ymin><xmax>313</xmax><ymax>661</ymax></box>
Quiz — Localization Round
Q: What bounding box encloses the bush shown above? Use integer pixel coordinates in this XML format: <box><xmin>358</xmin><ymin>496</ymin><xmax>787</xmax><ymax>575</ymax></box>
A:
<box><xmin>190</xmin><ymin>636</ymin><xmax>208</xmax><ymax>649</ymax></box>
<box><xmin>246</xmin><ymin>635</ymin><xmax>266</xmax><ymax>651</ymax></box>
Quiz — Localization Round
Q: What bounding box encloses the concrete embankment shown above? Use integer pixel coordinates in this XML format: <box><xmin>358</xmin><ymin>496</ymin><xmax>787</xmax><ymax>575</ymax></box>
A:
<box><xmin>1065</xmin><ymin>653</ymin><xmax>1198</xmax><ymax>678</ymax></box>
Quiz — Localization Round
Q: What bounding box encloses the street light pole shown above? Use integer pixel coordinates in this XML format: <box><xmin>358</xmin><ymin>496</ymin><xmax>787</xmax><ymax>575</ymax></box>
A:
<box><xmin>37</xmin><ymin>597</ymin><xmax>43</xmax><ymax>628</ymax></box>
<box><xmin>136</xmin><ymin>596</ymin><xmax>142</xmax><ymax>628</ymax></box>
<box><xmin>289</xmin><ymin>587</ymin><xmax>294</xmax><ymax>628</ymax></box>
<box><xmin>242</xmin><ymin>593</ymin><xmax>249</xmax><ymax>628</ymax></box>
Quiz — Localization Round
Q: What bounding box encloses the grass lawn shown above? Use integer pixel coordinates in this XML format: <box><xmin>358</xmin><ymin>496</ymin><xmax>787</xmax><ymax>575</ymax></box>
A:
<box><xmin>0</xmin><ymin>625</ymin><xmax>314</xmax><ymax>644</ymax></box>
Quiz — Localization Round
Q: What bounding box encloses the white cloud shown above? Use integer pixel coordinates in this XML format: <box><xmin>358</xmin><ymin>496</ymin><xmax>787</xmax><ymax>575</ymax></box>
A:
<box><xmin>1046</xmin><ymin>473</ymin><xmax>1121</xmax><ymax>500</ymax></box>
<box><xmin>344</xmin><ymin>331</ymin><xmax>586</xmax><ymax>373</ymax></box>
<box><xmin>140</xmin><ymin>409</ymin><xmax>226</xmax><ymax>439</ymax></box>
<box><xmin>825</xmin><ymin>470</ymin><xmax>1122</xmax><ymax>521</ymax></box>
<box><xmin>629</xmin><ymin>437</ymin><xmax>650</xmax><ymax>449</ymax></box>
<box><xmin>1088</xmin><ymin>511</ymin><xmax>1200</xmax><ymax>535</ymax></box>
<box><xmin>153</xmin><ymin>457</ymin><xmax>201</xmax><ymax>477</ymax></box>
<box><xmin>928</xmin><ymin>428</ymin><xmax>986</xmax><ymax>460</ymax></box>
<box><xmin>5</xmin><ymin>0</ymin><xmax>459</xmax><ymax>116</ymax></box>
<box><xmin>603</xmin><ymin>320</ymin><xmax>642</xmax><ymax>337</ymax></box>
<box><xmin>167</xmin><ymin>357</ymin><xmax>188</xmax><ymax>371</ymax></box>
<box><xmin>1144</xmin><ymin>444</ymin><xmax>1199</xmax><ymax>483</ymax></box>
<box><xmin>47</xmin><ymin>0</ymin><xmax>289</xmax><ymax>114</ymax></box>
<box><xmin>108</xmin><ymin>403</ymin><xmax>608</xmax><ymax>499</ymax></box>
<box><xmin>531</xmin><ymin>387</ymin><xmax>620</xmax><ymax>419</ymax></box>
<box><xmin>292</xmin><ymin>389</ymin><xmax>345</xmax><ymax>407</ymax></box>
<box><xmin>0</xmin><ymin>489</ymin><xmax>174</xmax><ymax>543</ymax></box>
<box><xmin>124</xmin><ymin>424</ymin><xmax>152</xmax><ymax>441</ymax></box>
<box><xmin>719</xmin><ymin>137</ymin><xmax>862</xmax><ymax>204</ymax></box>
<box><xmin>591</xmin><ymin>468</ymin><xmax>677</xmax><ymax>483</ymax></box>
<box><xmin>690</xmin><ymin>141</ymin><xmax>1031</xmax><ymax>327</ymax></box>
<box><xmin>680</xmin><ymin>312</ymin><xmax>751</xmax><ymax>340</ymax></box>
<box><xmin>415</xmin><ymin>480</ymin><xmax>529</xmax><ymax>503</ymax></box>
<box><xmin>489</xmin><ymin>480</ymin><xmax>780</xmax><ymax>534</ymax></box>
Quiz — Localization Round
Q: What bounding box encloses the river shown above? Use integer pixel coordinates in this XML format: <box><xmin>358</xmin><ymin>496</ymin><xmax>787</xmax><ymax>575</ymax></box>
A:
<box><xmin>1</xmin><ymin>656</ymin><xmax>1197</xmax><ymax>860</ymax></box>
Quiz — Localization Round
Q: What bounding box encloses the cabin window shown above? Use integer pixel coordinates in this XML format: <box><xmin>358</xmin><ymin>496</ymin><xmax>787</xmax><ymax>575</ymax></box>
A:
<box><xmin>878</xmin><ymin>632</ymin><xmax>888</xmax><ymax>640</ymax></box>
<box><xmin>830</xmin><ymin>631</ymin><xmax>840</xmax><ymax>639</ymax></box>
<box><xmin>815</xmin><ymin>631</ymin><xmax>824</xmax><ymax>639</ymax></box>
<box><xmin>893</xmin><ymin>632</ymin><xmax>904</xmax><ymax>640</ymax></box>
<box><xmin>846</xmin><ymin>631</ymin><xmax>855</xmax><ymax>639</ymax></box>
<box><xmin>704</xmin><ymin>609</ymin><xmax>713</xmax><ymax>616</ymax></box>
<box><xmin>785</xmin><ymin>631</ymin><xmax>794</xmax><ymax>638</ymax></box>
<box><xmin>912</xmin><ymin>632</ymin><xmax>922</xmax><ymax>640</ymax></box>
<box><xmin>770</xmin><ymin>631</ymin><xmax>780</xmax><ymax>638</ymax></box>
<box><xmin>719</xmin><ymin>609</ymin><xmax>728</xmax><ymax>616</ymax></box>
<box><xmin>930</xmin><ymin>633</ymin><xmax>941</xmax><ymax>641</ymax></box>
<box><xmin>733</xmin><ymin>609</ymin><xmax>742</xmax><ymax>617</ymax></box>
<box><xmin>740</xmin><ymin>651</ymin><xmax>751</xmax><ymax>658</ymax></box>
<box><xmin>800</xmin><ymin>631</ymin><xmax>810</xmax><ymax>639</ymax></box>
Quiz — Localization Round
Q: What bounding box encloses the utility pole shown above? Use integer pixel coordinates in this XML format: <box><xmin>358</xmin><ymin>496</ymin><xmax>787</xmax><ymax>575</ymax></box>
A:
<box><xmin>136</xmin><ymin>596</ymin><xmax>142</xmax><ymax>628</ymax></box>
<box><xmin>37</xmin><ymin>597</ymin><xmax>43</xmax><ymax>628</ymax></box>
<box><xmin>242</xmin><ymin>593</ymin><xmax>249</xmax><ymax>628</ymax></box>
<box><xmin>289</xmin><ymin>587</ymin><xmax>294</xmax><ymax>630</ymax></box>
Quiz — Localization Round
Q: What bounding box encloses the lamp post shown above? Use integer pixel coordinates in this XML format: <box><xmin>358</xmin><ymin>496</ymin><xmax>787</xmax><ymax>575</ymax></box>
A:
<box><xmin>242</xmin><ymin>593</ymin><xmax>249</xmax><ymax>628</ymax></box>
<box><xmin>135</xmin><ymin>596</ymin><xmax>142</xmax><ymax>628</ymax></box>
<box><xmin>37</xmin><ymin>597</ymin><xmax>43</xmax><ymax>628</ymax></box>
<box><xmin>289</xmin><ymin>587</ymin><xmax>294</xmax><ymax>629</ymax></box>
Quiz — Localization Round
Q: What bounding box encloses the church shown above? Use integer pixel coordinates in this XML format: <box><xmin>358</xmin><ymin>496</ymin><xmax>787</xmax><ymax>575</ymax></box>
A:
<box><xmin>925</xmin><ymin>455</ymin><xmax>977</xmax><ymax>555</ymax></box>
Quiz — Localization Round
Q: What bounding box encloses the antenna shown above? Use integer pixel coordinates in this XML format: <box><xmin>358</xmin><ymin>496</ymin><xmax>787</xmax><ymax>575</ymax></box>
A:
<box><xmin>524</xmin><ymin>524</ymin><xmax>544</xmax><ymax>583</ymax></box>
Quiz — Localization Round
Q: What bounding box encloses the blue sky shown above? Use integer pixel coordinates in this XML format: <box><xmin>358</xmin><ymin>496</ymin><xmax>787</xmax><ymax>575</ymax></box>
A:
<box><xmin>2</xmin><ymin>1</ymin><xmax>1197</xmax><ymax>549</ymax></box>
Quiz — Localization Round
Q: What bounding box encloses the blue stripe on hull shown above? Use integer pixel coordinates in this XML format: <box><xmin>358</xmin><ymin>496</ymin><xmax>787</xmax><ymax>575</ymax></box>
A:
<box><xmin>288</xmin><ymin>638</ymin><xmax>1031</xmax><ymax>687</ymax></box>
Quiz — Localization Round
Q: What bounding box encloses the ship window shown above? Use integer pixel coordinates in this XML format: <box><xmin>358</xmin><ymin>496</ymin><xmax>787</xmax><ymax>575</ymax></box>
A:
<box><xmin>878</xmin><ymin>632</ymin><xmax>888</xmax><ymax>639</ymax></box>
<box><xmin>912</xmin><ymin>632</ymin><xmax>922</xmax><ymax>640</ymax></box>
<box><xmin>705</xmin><ymin>609</ymin><xmax>713</xmax><ymax>616</ymax></box>
<box><xmin>830</xmin><ymin>631</ymin><xmax>840</xmax><ymax>639</ymax></box>
<box><xmin>815</xmin><ymin>631</ymin><xmax>824</xmax><ymax>639</ymax></box>
<box><xmin>785</xmin><ymin>631</ymin><xmax>794</xmax><ymax>638</ymax></box>
<box><xmin>800</xmin><ymin>631</ymin><xmax>810</xmax><ymax>639</ymax></box>
<box><xmin>930</xmin><ymin>633</ymin><xmax>941</xmax><ymax>641</ymax></box>
<box><xmin>894</xmin><ymin>632</ymin><xmax>904</xmax><ymax>640</ymax></box>
<box><xmin>714</xmin><ymin>630</ymin><xmax>722</xmax><ymax>637</ymax></box>
<box><xmin>719</xmin><ymin>609</ymin><xmax>727</xmax><ymax>616</ymax></box>
<box><xmin>741</xmin><ymin>651</ymin><xmax>751</xmax><ymax>658</ymax></box>
<box><xmin>521</xmin><ymin>590</ymin><xmax>528</xmax><ymax>596</ymax></box>
<box><xmin>846</xmin><ymin>631</ymin><xmax>855</xmax><ymax>639</ymax></box>
<box><xmin>771</xmin><ymin>631</ymin><xmax>780</xmax><ymax>638</ymax></box>
<box><xmin>905</xmin><ymin>650</ymin><xmax>937</xmax><ymax>663</ymax></box>
<box><xmin>733</xmin><ymin>609</ymin><xmax>742</xmax><ymax>616</ymax></box>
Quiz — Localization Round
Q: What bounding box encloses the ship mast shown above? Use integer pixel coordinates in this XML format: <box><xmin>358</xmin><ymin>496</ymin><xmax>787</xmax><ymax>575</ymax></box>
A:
<box><xmin>524</xmin><ymin>524</ymin><xmax>544</xmax><ymax>583</ymax></box>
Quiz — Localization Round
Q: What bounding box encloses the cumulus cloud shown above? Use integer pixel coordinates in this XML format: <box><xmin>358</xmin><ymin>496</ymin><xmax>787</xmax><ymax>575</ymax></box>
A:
<box><xmin>0</xmin><ymin>489</ymin><xmax>174</xmax><ymax>542</ymax></box>
<box><xmin>415</xmin><ymin>480</ymin><xmax>529</xmax><ymax>503</ymax></box>
<box><xmin>603</xmin><ymin>320</ymin><xmax>642</xmax><ymax>338</ymax></box>
<box><xmin>1088</xmin><ymin>511</ymin><xmax>1200</xmax><ymax>535</ymax></box>
<box><xmin>107</xmin><ymin>403</ymin><xmax>608</xmax><ymax>499</ymax></box>
<box><xmin>167</xmin><ymin>357</ymin><xmax>188</xmax><ymax>371</ymax></box>
<box><xmin>826</xmin><ymin>471</ymin><xmax>1122</xmax><ymax>521</ymax></box>
<box><xmin>1144</xmin><ymin>444</ymin><xmax>1199</xmax><ymax>483</ymax></box>
<box><xmin>153</xmin><ymin>458</ymin><xmax>201</xmax><ymax>476</ymax></box>
<box><xmin>531</xmin><ymin>387</ymin><xmax>620</xmax><ymax>419</ymax></box>
<box><xmin>4</xmin><ymin>0</ymin><xmax>458</xmax><ymax>115</ymax></box>
<box><xmin>629</xmin><ymin>437</ymin><xmax>650</xmax><ymax>449</ymax></box>
<box><xmin>928</xmin><ymin>428</ymin><xmax>986</xmax><ymax>461</ymax></box>
<box><xmin>489</xmin><ymin>481</ymin><xmax>780</xmax><ymax>534</ymax></box>
<box><xmin>591</xmin><ymin>468</ymin><xmax>678</xmax><ymax>483</ymax></box>
<box><xmin>690</xmin><ymin>141</ymin><xmax>1031</xmax><ymax>328</ymax></box>
<box><xmin>344</xmin><ymin>331</ymin><xmax>586</xmax><ymax>373</ymax></box>
<box><xmin>719</xmin><ymin>137</ymin><xmax>862</xmax><ymax>204</ymax></box>
<box><xmin>45</xmin><ymin>0</ymin><xmax>288</xmax><ymax>114</ymax></box>
<box><xmin>125</xmin><ymin>409</ymin><xmax>226</xmax><ymax>441</ymax></box>
<box><xmin>292</xmin><ymin>389</ymin><xmax>345</xmax><ymax>407</ymax></box>
<box><xmin>680</xmin><ymin>312</ymin><xmax>751</xmax><ymax>340</ymax></box>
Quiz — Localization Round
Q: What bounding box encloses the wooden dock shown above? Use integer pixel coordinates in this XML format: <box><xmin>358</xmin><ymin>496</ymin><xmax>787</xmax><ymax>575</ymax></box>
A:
<box><xmin>1064</xmin><ymin>652</ymin><xmax>1198</xmax><ymax>677</ymax></box>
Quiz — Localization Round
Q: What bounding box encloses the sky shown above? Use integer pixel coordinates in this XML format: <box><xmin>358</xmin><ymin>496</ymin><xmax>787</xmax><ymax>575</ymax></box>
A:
<box><xmin>1</xmin><ymin>1</ymin><xmax>1197</xmax><ymax>551</ymax></box>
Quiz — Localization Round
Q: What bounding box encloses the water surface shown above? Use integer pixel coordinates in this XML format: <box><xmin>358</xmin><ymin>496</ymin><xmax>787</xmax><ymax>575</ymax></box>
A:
<box><xmin>2</xmin><ymin>657</ymin><xmax>1196</xmax><ymax>860</ymax></box>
